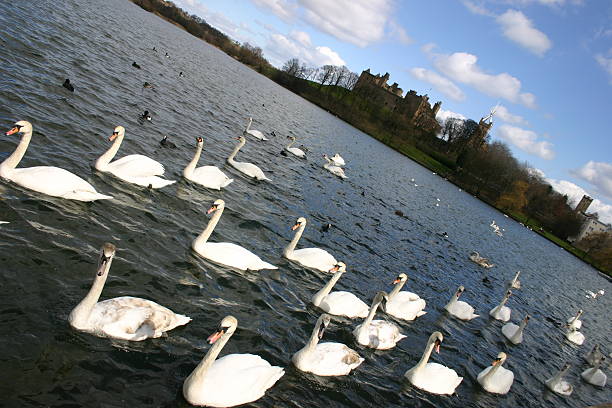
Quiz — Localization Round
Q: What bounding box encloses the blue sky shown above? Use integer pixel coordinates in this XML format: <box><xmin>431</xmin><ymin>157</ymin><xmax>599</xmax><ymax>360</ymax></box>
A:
<box><xmin>174</xmin><ymin>0</ymin><xmax>612</xmax><ymax>222</ymax></box>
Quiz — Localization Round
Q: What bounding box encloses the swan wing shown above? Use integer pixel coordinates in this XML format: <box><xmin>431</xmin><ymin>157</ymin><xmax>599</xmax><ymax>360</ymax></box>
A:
<box><xmin>393</xmin><ymin>291</ymin><xmax>421</xmax><ymax>302</ymax></box>
<box><xmin>411</xmin><ymin>362</ymin><xmax>463</xmax><ymax>395</ymax></box>
<box><xmin>477</xmin><ymin>366</ymin><xmax>513</xmax><ymax>394</ymax></box>
<box><xmin>447</xmin><ymin>301</ymin><xmax>479</xmax><ymax>320</ymax></box>
<box><xmin>296</xmin><ymin>342</ymin><xmax>363</xmax><ymax>376</ymax></box>
<box><xmin>247</xmin><ymin>129</ymin><xmax>268</xmax><ymax>141</ymax></box>
<box><xmin>289</xmin><ymin>248</ymin><xmax>337</xmax><ymax>272</ymax></box>
<box><xmin>287</xmin><ymin>147</ymin><xmax>305</xmax><ymax>157</ymax></box>
<box><xmin>190</xmin><ymin>166</ymin><xmax>233</xmax><ymax>189</ymax></box>
<box><xmin>319</xmin><ymin>291</ymin><xmax>369</xmax><ymax>318</ymax></box>
<box><xmin>355</xmin><ymin>320</ymin><xmax>405</xmax><ymax>349</ymax></box>
<box><xmin>386</xmin><ymin>298</ymin><xmax>426</xmax><ymax>321</ymax></box>
<box><xmin>198</xmin><ymin>242</ymin><xmax>277</xmax><ymax>270</ymax></box>
<box><xmin>231</xmin><ymin>161</ymin><xmax>269</xmax><ymax>180</ymax></box>
<box><xmin>108</xmin><ymin>155</ymin><xmax>165</xmax><ymax>177</ymax></box>
<box><xmin>501</xmin><ymin>323</ymin><xmax>522</xmax><ymax>344</ymax></box>
<box><xmin>489</xmin><ymin>305</ymin><xmax>511</xmax><ymax>322</ymax></box>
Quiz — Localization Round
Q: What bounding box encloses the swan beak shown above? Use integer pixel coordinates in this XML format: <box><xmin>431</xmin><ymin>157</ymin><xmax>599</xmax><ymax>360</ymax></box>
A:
<box><xmin>434</xmin><ymin>341</ymin><xmax>441</xmax><ymax>354</ymax></box>
<box><xmin>291</xmin><ymin>223</ymin><xmax>300</xmax><ymax>231</ymax></box>
<box><xmin>207</xmin><ymin>205</ymin><xmax>218</xmax><ymax>215</ymax></box>
<box><xmin>207</xmin><ymin>327</ymin><xmax>227</xmax><ymax>344</ymax></box>
<box><xmin>492</xmin><ymin>358</ymin><xmax>502</xmax><ymax>366</ymax></box>
<box><xmin>97</xmin><ymin>256</ymin><xmax>109</xmax><ymax>276</ymax></box>
<box><xmin>5</xmin><ymin>127</ymin><xmax>19</xmax><ymax>136</ymax></box>
<box><xmin>329</xmin><ymin>264</ymin><xmax>340</xmax><ymax>273</ymax></box>
<box><xmin>392</xmin><ymin>277</ymin><xmax>401</xmax><ymax>284</ymax></box>
<box><xmin>109</xmin><ymin>132</ymin><xmax>118</xmax><ymax>141</ymax></box>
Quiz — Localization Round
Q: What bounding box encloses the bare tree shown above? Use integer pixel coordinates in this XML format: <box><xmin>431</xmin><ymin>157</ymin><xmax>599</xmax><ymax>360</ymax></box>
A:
<box><xmin>333</xmin><ymin>66</ymin><xmax>350</xmax><ymax>86</ymax></box>
<box><xmin>343</xmin><ymin>71</ymin><xmax>359</xmax><ymax>90</ymax></box>
<box><xmin>317</xmin><ymin>65</ymin><xmax>336</xmax><ymax>87</ymax></box>
<box><xmin>282</xmin><ymin>58</ymin><xmax>301</xmax><ymax>77</ymax></box>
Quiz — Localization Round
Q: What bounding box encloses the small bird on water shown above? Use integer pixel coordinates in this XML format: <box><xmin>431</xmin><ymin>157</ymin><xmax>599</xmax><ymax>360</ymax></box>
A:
<box><xmin>143</xmin><ymin>82</ymin><xmax>154</xmax><ymax>89</ymax></box>
<box><xmin>62</xmin><ymin>78</ymin><xmax>74</xmax><ymax>92</ymax></box>
<box><xmin>160</xmin><ymin>135</ymin><xmax>176</xmax><ymax>149</ymax></box>
<box><xmin>141</xmin><ymin>110</ymin><xmax>152</xmax><ymax>121</ymax></box>
<box><xmin>132</xmin><ymin>61</ymin><xmax>141</xmax><ymax>69</ymax></box>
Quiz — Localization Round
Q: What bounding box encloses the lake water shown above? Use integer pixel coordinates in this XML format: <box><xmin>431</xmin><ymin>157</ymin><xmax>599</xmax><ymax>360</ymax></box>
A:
<box><xmin>0</xmin><ymin>0</ymin><xmax>610</xmax><ymax>407</ymax></box>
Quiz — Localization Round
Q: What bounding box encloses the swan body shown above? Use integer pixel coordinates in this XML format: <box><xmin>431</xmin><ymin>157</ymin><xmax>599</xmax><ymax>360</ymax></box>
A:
<box><xmin>353</xmin><ymin>292</ymin><xmax>406</xmax><ymax>350</ymax></box>
<box><xmin>477</xmin><ymin>352</ymin><xmax>514</xmax><ymax>394</ymax></box>
<box><xmin>330</xmin><ymin>154</ymin><xmax>345</xmax><ymax>167</ymax></box>
<box><xmin>585</xmin><ymin>344</ymin><xmax>604</xmax><ymax>366</ymax></box>
<box><xmin>292</xmin><ymin>314</ymin><xmax>364</xmax><ymax>376</ymax></box>
<box><xmin>311</xmin><ymin>262</ymin><xmax>369</xmax><ymax>318</ymax></box>
<box><xmin>183</xmin><ymin>137</ymin><xmax>233</xmax><ymax>190</ymax></box>
<box><xmin>68</xmin><ymin>243</ymin><xmax>190</xmax><ymax>341</ymax></box>
<box><xmin>469</xmin><ymin>251</ymin><xmax>494</xmax><ymax>268</ymax></box>
<box><xmin>444</xmin><ymin>286</ymin><xmax>479</xmax><ymax>321</ymax></box>
<box><xmin>285</xmin><ymin>136</ymin><xmax>305</xmax><ymax>158</ymax></box>
<box><xmin>566</xmin><ymin>309</ymin><xmax>583</xmax><ymax>330</ymax></box>
<box><xmin>183</xmin><ymin>316</ymin><xmax>284</xmax><ymax>407</ymax></box>
<box><xmin>243</xmin><ymin>117</ymin><xmax>268</xmax><ymax>141</ymax></box>
<box><xmin>2</xmin><ymin>121</ymin><xmax>112</xmax><ymax>201</ymax></box>
<box><xmin>507</xmin><ymin>271</ymin><xmax>521</xmax><ymax>290</ymax></box>
<box><xmin>404</xmin><ymin>331</ymin><xmax>463</xmax><ymax>395</ymax></box>
<box><xmin>192</xmin><ymin>199</ymin><xmax>277</xmax><ymax>270</ymax></box>
<box><xmin>322</xmin><ymin>155</ymin><xmax>346</xmax><ymax>179</ymax></box>
<box><xmin>95</xmin><ymin>126</ymin><xmax>176</xmax><ymax>188</ymax></box>
<box><xmin>227</xmin><ymin>136</ymin><xmax>270</xmax><ymax>181</ymax></box>
<box><xmin>565</xmin><ymin>327</ymin><xmax>585</xmax><ymax>345</ymax></box>
<box><xmin>581</xmin><ymin>361</ymin><xmax>607</xmax><ymax>387</ymax></box>
<box><xmin>385</xmin><ymin>273</ymin><xmax>426</xmax><ymax>321</ymax></box>
<box><xmin>501</xmin><ymin>315</ymin><xmax>529</xmax><ymax>345</ymax></box>
<box><xmin>283</xmin><ymin>217</ymin><xmax>337</xmax><ymax>272</ymax></box>
<box><xmin>546</xmin><ymin>363</ymin><xmax>573</xmax><ymax>396</ymax></box>
<box><xmin>489</xmin><ymin>290</ymin><xmax>512</xmax><ymax>322</ymax></box>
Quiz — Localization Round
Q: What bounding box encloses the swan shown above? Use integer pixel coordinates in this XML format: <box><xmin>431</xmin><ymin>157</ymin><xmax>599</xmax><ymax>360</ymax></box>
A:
<box><xmin>477</xmin><ymin>352</ymin><xmax>514</xmax><ymax>394</ymax></box>
<box><xmin>353</xmin><ymin>291</ymin><xmax>406</xmax><ymax>350</ymax></box>
<box><xmin>292</xmin><ymin>314</ymin><xmax>364</xmax><ymax>376</ymax></box>
<box><xmin>489</xmin><ymin>290</ymin><xmax>512</xmax><ymax>322</ymax></box>
<box><xmin>585</xmin><ymin>344</ymin><xmax>604</xmax><ymax>366</ymax></box>
<box><xmin>404</xmin><ymin>331</ymin><xmax>463</xmax><ymax>395</ymax></box>
<box><xmin>94</xmin><ymin>126</ymin><xmax>176</xmax><ymax>189</ymax></box>
<box><xmin>545</xmin><ymin>363</ymin><xmax>573</xmax><ymax>396</ymax></box>
<box><xmin>322</xmin><ymin>155</ymin><xmax>347</xmax><ymax>179</ymax></box>
<box><xmin>581</xmin><ymin>359</ymin><xmax>607</xmax><ymax>387</ymax></box>
<box><xmin>283</xmin><ymin>217</ymin><xmax>337</xmax><ymax>272</ymax></box>
<box><xmin>565</xmin><ymin>327</ymin><xmax>585</xmax><ymax>345</ymax></box>
<box><xmin>192</xmin><ymin>199</ymin><xmax>277</xmax><ymax>271</ymax></box>
<box><xmin>330</xmin><ymin>154</ymin><xmax>345</xmax><ymax>167</ymax></box>
<box><xmin>183</xmin><ymin>316</ymin><xmax>284</xmax><ymax>407</ymax></box>
<box><xmin>68</xmin><ymin>243</ymin><xmax>190</xmax><ymax>340</ymax></box>
<box><xmin>501</xmin><ymin>314</ymin><xmax>530</xmax><ymax>345</ymax></box>
<box><xmin>2</xmin><ymin>121</ymin><xmax>113</xmax><ymax>201</ymax></box>
<box><xmin>226</xmin><ymin>136</ymin><xmax>270</xmax><ymax>181</ymax></box>
<box><xmin>385</xmin><ymin>273</ymin><xmax>426</xmax><ymax>321</ymax></box>
<box><xmin>311</xmin><ymin>262</ymin><xmax>369</xmax><ymax>318</ymax></box>
<box><xmin>444</xmin><ymin>286</ymin><xmax>479</xmax><ymax>321</ymax></box>
<box><xmin>0</xmin><ymin>221</ymin><xmax>8</xmax><ymax>224</ymax></box>
<box><xmin>566</xmin><ymin>309</ymin><xmax>583</xmax><ymax>330</ymax></box>
<box><xmin>183</xmin><ymin>137</ymin><xmax>233</xmax><ymax>190</ymax></box>
<box><xmin>469</xmin><ymin>251</ymin><xmax>494</xmax><ymax>268</ymax></box>
<box><xmin>243</xmin><ymin>117</ymin><xmax>268</xmax><ymax>141</ymax></box>
<box><xmin>507</xmin><ymin>271</ymin><xmax>521</xmax><ymax>290</ymax></box>
<box><xmin>285</xmin><ymin>136</ymin><xmax>305</xmax><ymax>158</ymax></box>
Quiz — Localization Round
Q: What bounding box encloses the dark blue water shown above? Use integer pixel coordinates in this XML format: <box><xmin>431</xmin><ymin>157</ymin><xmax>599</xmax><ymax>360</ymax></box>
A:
<box><xmin>0</xmin><ymin>0</ymin><xmax>610</xmax><ymax>407</ymax></box>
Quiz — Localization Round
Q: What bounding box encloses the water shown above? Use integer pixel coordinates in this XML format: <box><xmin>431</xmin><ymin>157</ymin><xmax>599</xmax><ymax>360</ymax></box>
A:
<box><xmin>0</xmin><ymin>1</ymin><xmax>610</xmax><ymax>406</ymax></box>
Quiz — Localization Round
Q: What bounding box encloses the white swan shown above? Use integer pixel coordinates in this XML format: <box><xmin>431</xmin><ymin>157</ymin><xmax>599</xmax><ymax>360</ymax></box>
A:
<box><xmin>566</xmin><ymin>309</ymin><xmax>583</xmax><ymax>330</ymax></box>
<box><xmin>489</xmin><ymin>290</ymin><xmax>512</xmax><ymax>322</ymax></box>
<box><xmin>183</xmin><ymin>137</ymin><xmax>233</xmax><ymax>190</ymax></box>
<box><xmin>285</xmin><ymin>136</ymin><xmax>305</xmax><ymax>158</ymax></box>
<box><xmin>311</xmin><ymin>262</ymin><xmax>369</xmax><ymax>318</ymax></box>
<box><xmin>444</xmin><ymin>286</ymin><xmax>479</xmax><ymax>321</ymax></box>
<box><xmin>385</xmin><ymin>273</ymin><xmax>426</xmax><ymax>321</ymax></box>
<box><xmin>353</xmin><ymin>291</ymin><xmax>406</xmax><ymax>350</ymax></box>
<box><xmin>226</xmin><ymin>136</ymin><xmax>270</xmax><ymax>181</ymax></box>
<box><xmin>283</xmin><ymin>217</ymin><xmax>337</xmax><ymax>272</ymax></box>
<box><xmin>322</xmin><ymin>155</ymin><xmax>347</xmax><ymax>179</ymax></box>
<box><xmin>0</xmin><ymin>221</ymin><xmax>9</xmax><ymax>224</ymax></box>
<box><xmin>330</xmin><ymin>154</ymin><xmax>345</xmax><ymax>167</ymax></box>
<box><xmin>68</xmin><ymin>243</ymin><xmax>190</xmax><ymax>340</ymax></box>
<box><xmin>469</xmin><ymin>251</ymin><xmax>494</xmax><ymax>268</ymax></box>
<box><xmin>545</xmin><ymin>363</ymin><xmax>573</xmax><ymax>396</ymax></box>
<box><xmin>507</xmin><ymin>271</ymin><xmax>521</xmax><ymax>290</ymax></box>
<box><xmin>94</xmin><ymin>126</ymin><xmax>176</xmax><ymax>189</ymax></box>
<box><xmin>501</xmin><ymin>314</ymin><xmax>530</xmax><ymax>345</ymax></box>
<box><xmin>585</xmin><ymin>344</ymin><xmax>604</xmax><ymax>366</ymax></box>
<box><xmin>2</xmin><ymin>121</ymin><xmax>112</xmax><ymax>201</ymax></box>
<box><xmin>243</xmin><ymin>117</ymin><xmax>268</xmax><ymax>141</ymax></box>
<box><xmin>477</xmin><ymin>352</ymin><xmax>514</xmax><ymax>394</ymax></box>
<box><xmin>581</xmin><ymin>359</ymin><xmax>607</xmax><ymax>387</ymax></box>
<box><xmin>292</xmin><ymin>314</ymin><xmax>364</xmax><ymax>376</ymax></box>
<box><xmin>404</xmin><ymin>331</ymin><xmax>463</xmax><ymax>395</ymax></box>
<box><xmin>565</xmin><ymin>327</ymin><xmax>585</xmax><ymax>345</ymax></box>
<box><xmin>192</xmin><ymin>199</ymin><xmax>277</xmax><ymax>271</ymax></box>
<box><xmin>183</xmin><ymin>316</ymin><xmax>284</xmax><ymax>407</ymax></box>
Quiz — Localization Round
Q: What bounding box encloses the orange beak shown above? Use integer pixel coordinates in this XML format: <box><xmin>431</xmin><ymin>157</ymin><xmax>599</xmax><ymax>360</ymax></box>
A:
<box><xmin>207</xmin><ymin>331</ymin><xmax>223</xmax><ymax>344</ymax></box>
<box><xmin>392</xmin><ymin>277</ymin><xmax>401</xmax><ymax>284</ymax></box>
<box><xmin>207</xmin><ymin>206</ymin><xmax>217</xmax><ymax>215</ymax></box>
<box><xmin>109</xmin><ymin>133</ymin><xmax>118</xmax><ymax>141</ymax></box>
<box><xmin>329</xmin><ymin>265</ymin><xmax>340</xmax><ymax>273</ymax></box>
<box><xmin>291</xmin><ymin>223</ymin><xmax>300</xmax><ymax>231</ymax></box>
<box><xmin>435</xmin><ymin>343</ymin><xmax>440</xmax><ymax>353</ymax></box>
<box><xmin>5</xmin><ymin>127</ymin><xmax>19</xmax><ymax>136</ymax></box>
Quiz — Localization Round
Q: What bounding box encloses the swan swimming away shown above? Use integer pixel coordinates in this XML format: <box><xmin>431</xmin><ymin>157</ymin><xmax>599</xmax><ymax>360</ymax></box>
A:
<box><xmin>501</xmin><ymin>314</ymin><xmax>530</xmax><ymax>345</ymax></box>
<box><xmin>469</xmin><ymin>251</ymin><xmax>494</xmax><ymax>268</ymax></box>
<box><xmin>311</xmin><ymin>262</ymin><xmax>369</xmax><ymax>318</ymax></box>
<box><xmin>227</xmin><ymin>136</ymin><xmax>270</xmax><ymax>181</ymax></box>
<box><xmin>385</xmin><ymin>273</ymin><xmax>426</xmax><ymax>321</ymax></box>
<box><xmin>585</xmin><ymin>344</ymin><xmax>604</xmax><ymax>366</ymax></box>
<box><xmin>322</xmin><ymin>155</ymin><xmax>347</xmax><ymax>179</ymax></box>
<box><xmin>477</xmin><ymin>352</ymin><xmax>514</xmax><ymax>394</ymax></box>
<box><xmin>284</xmin><ymin>136</ymin><xmax>305</xmax><ymax>158</ymax></box>
<box><xmin>565</xmin><ymin>327</ymin><xmax>585</xmax><ymax>345</ymax></box>
<box><xmin>353</xmin><ymin>291</ymin><xmax>406</xmax><ymax>350</ymax></box>
<box><xmin>566</xmin><ymin>309</ymin><xmax>583</xmax><ymax>330</ymax></box>
<box><xmin>183</xmin><ymin>137</ymin><xmax>233</xmax><ymax>190</ymax></box>
<box><xmin>243</xmin><ymin>117</ymin><xmax>268</xmax><ymax>141</ymax></box>
<box><xmin>404</xmin><ymin>331</ymin><xmax>463</xmax><ymax>395</ymax></box>
<box><xmin>489</xmin><ymin>290</ymin><xmax>512</xmax><ymax>322</ymax></box>
<box><xmin>95</xmin><ymin>126</ymin><xmax>176</xmax><ymax>189</ymax></box>
<box><xmin>283</xmin><ymin>217</ymin><xmax>337</xmax><ymax>272</ymax></box>
<box><xmin>545</xmin><ymin>363</ymin><xmax>573</xmax><ymax>396</ymax></box>
<box><xmin>68</xmin><ymin>243</ymin><xmax>190</xmax><ymax>340</ymax></box>
<box><xmin>581</xmin><ymin>359</ymin><xmax>607</xmax><ymax>387</ymax></box>
<box><xmin>192</xmin><ymin>199</ymin><xmax>277</xmax><ymax>271</ymax></box>
<box><xmin>444</xmin><ymin>286</ymin><xmax>479</xmax><ymax>320</ymax></box>
<box><xmin>183</xmin><ymin>316</ymin><xmax>284</xmax><ymax>407</ymax></box>
<box><xmin>292</xmin><ymin>314</ymin><xmax>364</xmax><ymax>376</ymax></box>
<box><xmin>2</xmin><ymin>121</ymin><xmax>113</xmax><ymax>201</ymax></box>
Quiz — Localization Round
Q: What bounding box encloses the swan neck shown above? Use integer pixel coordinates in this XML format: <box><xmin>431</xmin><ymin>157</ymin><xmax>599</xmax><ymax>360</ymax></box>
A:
<box><xmin>185</xmin><ymin>331</ymin><xmax>232</xmax><ymax>387</ymax></box>
<box><xmin>445</xmin><ymin>294</ymin><xmax>458</xmax><ymax>309</ymax></box>
<box><xmin>312</xmin><ymin>272</ymin><xmax>343</xmax><ymax>306</ymax></box>
<box><xmin>492</xmin><ymin>294</ymin><xmax>509</xmax><ymax>313</ymax></box>
<box><xmin>283</xmin><ymin>223</ymin><xmax>305</xmax><ymax>257</ymax></box>
<box><xmin>69</xmin><ymin>268</ymin><xmax>109</xmax><ymax>327</ymax></box>
<box><xmin>95</xmin><ymin>133</ymin><xmax>123</xmax><ymax>170</ymax></box>
<box><xmin>359</xmin><ymin>299</ymin><xmax>380</xmax><ymax>333</ymax></box>
<box><xmin>193</xmin><ymin>206</ymin><xmax>224</xmax><ymax>249</ymax></box>
<box><xmin>305</xmin><ymin>321</ymin><xmax>323</xmax><ymax>351</ymax></box>
<box><xmin>227</xmin><ymin>139</ymin><xmax>245</xmax><ymax>163</ymax></box>
<box><xmin>0</xmin><ymin>129</ymin><xmax>32</xmax><ymax>176</ymax></box>
<box><xmin>286</xmin><ymin>138</ymin><xmax>295</xmax><ymax>148</ymax></box>
<box><xmin>414</xmin><ymin>338</ymin><xmax>437</xmax><ymax>372</ymax></box>
<box><xmin>389</xmin><ymin>280</ymin><xmax>405</xmax><ymax>299</ymax></box>
<box><xmin>550</xmin><ymin>366</ymin><xmax>570</xmax><ymax>385</ymax></box>
<box><xmin>483</xmin><ymin>362</ymin><xmax>503</xmax><ymax>380</ymax></box>
<box><xmin>184</xmin><ymin>144</ymin><xmax>202</xmax><ymax>177</ymax></box>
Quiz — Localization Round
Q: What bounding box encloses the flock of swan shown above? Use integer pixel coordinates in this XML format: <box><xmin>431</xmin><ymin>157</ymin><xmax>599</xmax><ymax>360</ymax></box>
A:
<box><xmin>2</xmin><ymin>115</ymin><xmax>608</xmax><ymax>406</ymax></box>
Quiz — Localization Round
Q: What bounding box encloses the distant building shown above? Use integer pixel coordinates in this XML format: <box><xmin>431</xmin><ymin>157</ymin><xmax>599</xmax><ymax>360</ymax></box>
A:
<box><xmin>575</xmin><ymin>195</ymin><xmax>593</xmax><ymax>214</ymax></box>
<box><xmin>570</xmin><ymin>214</ymin><xmax>612</xmax><ymax>242</ymax></box>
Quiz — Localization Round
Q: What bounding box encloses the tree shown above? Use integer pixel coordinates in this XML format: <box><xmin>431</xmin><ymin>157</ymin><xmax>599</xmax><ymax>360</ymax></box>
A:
<box><xmin>343</xmin><ymin>71</ymin><xmax>359</xmax><ymax>90</ymax></box>
<box><xmin>317</xmin><ymin>65</ymin><xmax>336</xmax><ymax>88</ymax></box>
<box><xmin>496</xmin><ymin>180</ymin><xmax>529</xmax><ymax>212</ymax></box>
<box><xmin>282</xmin><ymin>58</ymin><xmax>301</xmax><ymax>77</ymax></box>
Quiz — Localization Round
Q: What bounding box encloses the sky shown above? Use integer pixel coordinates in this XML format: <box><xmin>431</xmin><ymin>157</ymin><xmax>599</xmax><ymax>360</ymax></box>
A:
<box><xmin>174</xmin><ymin>0</ymin><xmax>612</xmax><ymax>223</ymax></box>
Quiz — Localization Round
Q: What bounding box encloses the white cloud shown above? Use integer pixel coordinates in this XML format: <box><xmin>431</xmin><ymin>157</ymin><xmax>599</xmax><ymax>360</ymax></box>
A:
<box><xmin>291</xmin><ymin>30</ymin><xmax>312</xmax><ymax>47</ymax></box>
<box><xmin>546</xmin><ymin>177</ymin><xmax>612</xmax><ymax>224</ymax></box>
<box><xmin>252</xmin><ymin>0</ymin><xmax>296</xmax><ymax>22</ymax></box>
<box><xmin>595</xmin><ymin>49</ymin><xmax>612</xmax><ymax>84</ymax></box>
<box><xmin>496</xmin><ymin>10</ymin><xmax>552</xmax><ymax>56</ymax></box>
<box><xmin>436</xmin><ymin>108</ymin><xmax>466</xmax><ymax>125</ymax></box>
<box><xmin>572</xmin><ymin>161</ymin><xmax>612</xmax><ymax>199</ymax></box>
<box><xmin>462</xmin><ymin>1</ymin><xmax>495</xmax><ymax>16</ymax></box>
<box><xmin>387</xmin><ymin>20</ymin><xmax>413</xmax><ymax>45</ymax></box>
<box><xmin>409</xmin><ymin>68</ymin><xmax>465</xmax><ymax>101</ymax></box>
<box><xmin>496</xmin><ymin>125</ymin><xmax>555</xmax><ymax>159</ymax></box>
<box><xmin>430</xmin><ymin>51</ymin><xmax>537</xmax><ymax>108</ymax></box>
<box><xmin>174</xmin><ymin>0</ymin><xmax>254</xmax><ymax>43</ymax></box>
<box><xmin>494</xmin><ymin>105</ymin><xmax>528</xmax><ymax>125</ymax></box>
<box><xmin>265</xmin><ymin>32</ymin><xmax>345</xmax><ymax>67</ymax></box>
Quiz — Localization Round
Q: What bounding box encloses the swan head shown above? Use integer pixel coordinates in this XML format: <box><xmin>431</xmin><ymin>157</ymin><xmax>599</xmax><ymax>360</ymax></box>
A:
<box><xmin>96</xmin><ymin>243</ymin><xmax>116</xmax><ymax>277</ymax></box>
<box><xmin>521</xmin><ymin>314</ymin><xmax>531</xmax><ymax>326</ymax></box>
<box><xmin>492</xmin><ymin>352</ymin><xmax>507</xmax><ymax>366</ymax></box>
<box><xmin>576</xmin><ymin>309</ymin><xmax>583</xmax><ymax>318</ymax></box>
<box><xmin>455</xmin><ymin>285</ymin><xmax>465</xmax><ymax>298</ymax></box>
<box><xmin>195</xmin><ymin>136</ymin><xmax>203</xmax><ymax>146</ymax></box>
<box><xmin>287</xmin><ymin>135</ymin><xmax>296</xmax><ymax>141</ymax></box>
<box><xmin>505</xmin><ymin>289</ymin><xmax>512</xmax><ymax>298</ymax></box>
<box><xmin>372</xmin><ymin>291</ymin><xmax>389</xmax><ymax>312</ymax></box>
<box><xmin>291</xmin><ymin>217</ymin><xmax>307</xmax><ymax>231</ymax></box>
<box><xmin>429</xmin><ymin>331</ymin><xmax>443</xmax><ymax>353</ymax></box>
<box><xmin>207</xmin><ymin>315</ymin><xmax>238</xmax><ymax>344</ymax></box>
<box><xmin>207</xmin><ymin>199</ymin><xmax>225</xmax><ymax>215</ymax></box>
<box><xmin>5</xmin><ymin>120</ymin><xmax>32</xmax><ymax>135</ymax></box>
<box><xmin>328</xmin><ymin>262</ymin><xmax>346</xmax><ymax>273</ymax></box>
<box><xmin>393</xmin><ymin>273</ymin><xmax>408</xmax><ymax>284</ymax></box>
<box><xmin>316</xmin><ymin>314</ymin><xmax>331</xmax><ymax>339</ymax></box>
<box><xmin>109</xmin><ymin>126</ymin><xmax>125</xmax><ymax>141</ymax></box>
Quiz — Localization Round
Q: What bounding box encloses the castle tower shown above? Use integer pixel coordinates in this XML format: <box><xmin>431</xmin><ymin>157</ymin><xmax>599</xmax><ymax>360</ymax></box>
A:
<box><xmin>575</xmin><ymin>195</ymin><xmax>593</xmax><ymax>213</ymax></box>
<box><xmin>432</xmin><ymin>101</ymin><xmax>441</xmax><ymax>116</ymax></box>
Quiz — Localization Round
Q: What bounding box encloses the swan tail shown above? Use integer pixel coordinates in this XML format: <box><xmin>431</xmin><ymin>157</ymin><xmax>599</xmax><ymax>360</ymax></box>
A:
<box><xmin>254</xmin><ymin>261</ymin><xmax>278</xmax><ymax>270</ymax></box>
<box><xmin>222</xmin><ymin>178</ymin><xmax>234</xmax><ymax>188</ymax></box>
<box><xmin>62</xmin><ymin>190</ymin><xmax>113</xmax><ymax>201</ymax></box>
<box><xmin>152</xmin><ymin>179</ymin><xmax>177</xmax><ymax>189</ymax></box>
<box><xmin>416</xmin><ymin>311</ymin><xmax>427</xmax><ymax>317</ymax></box>
<box><xmin>170</xmin><ymin>314</ymin><xmax>192</xmax><ymax>329</ymax></box>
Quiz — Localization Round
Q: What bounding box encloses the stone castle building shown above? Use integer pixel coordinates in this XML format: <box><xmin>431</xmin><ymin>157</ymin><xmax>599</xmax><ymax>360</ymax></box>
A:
<box><xmin>575</xmin><ymin>195</ymin><xmax>593</xmax><ymax>214</ymax></box>
<box><xmin>353</xmin><ymin>69</ymin><xmax>442</xmax><ymax>134</ymax></box>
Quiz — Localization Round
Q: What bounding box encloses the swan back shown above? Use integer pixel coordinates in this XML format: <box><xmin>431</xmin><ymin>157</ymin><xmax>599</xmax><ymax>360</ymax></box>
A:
<box><xmin>546</xmin><ymin>363</ymin><xmax>573</xmax><ymax>396</ymax></box>
<box><xmin>477</xmin><ymin>352</ymin><xmax>514</xmax><ymax>394</ymax></box>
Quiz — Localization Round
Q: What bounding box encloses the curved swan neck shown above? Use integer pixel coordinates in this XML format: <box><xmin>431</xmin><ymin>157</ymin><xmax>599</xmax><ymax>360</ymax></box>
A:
<box><xmin>305</xmin><ymin>320</ymin><xmax>323</xmax><ymax>351</ymax></box>
<box><xmin>359</xmin><ymin>298</ymin><xmax>382</xmax><ymax>332</ymax></box>
<box><xmin>244</xmin><ymin>118</ymin><xmax>252</xmax><ymax>133</ymax></box>
<box><xmin>414</xmin><ymin>337</ymin><xmax>437</xmax><ymax>372</ymax></box>
<box><xmin>283</xmin><ymin>222</ymin><xmax>305</xmax><ymax>257</ymax></box>
<box><xmin>193</xmin><ymin>206</ymin><xmax>224</xmax><ymax>249</ymax></box>
<box><xmin>95</xmin><ymin>133</ymin><xmax>123</xmax><ymax>170</ymax></box>
<box><xmin>550</xmin><ymin>365</ymin><xmax>570</xmax><ymax>385</ymax></box>
<box><xmin>286</xmin><ymin>138</ymin><xmax>296</xmax><ymax>148</ymax></box>
<box><xmin>185</xmin><ymin>331</ymin><xmax>233</xmax><ymax>386</ymax></box>
<box><xmin>482</xmin><ymin>360</ymin><xmax>504</xmax><ymax>381</ymax></box>
<box><xmin>69</xmin><ymin>265</ymin><xmax>111</xmax><ymax>327</ymax></box>
<box><xmin>445</xmin><ymin>293</ymin><xmax>459</xmax><ymax>309</ymax></box>
<box><xmin>312</xmin><ymin>271</ymin><xmax>343</xmax><ymax>306</ymax></box>
<box><xmin>0</xmin><ymin>129</ymin><xmax>32</xmax><ymax>176</ymax></box>
<box><xmin>389</xmin><ymin>279</ymin><xmax>406</xmax><ymax>299</ymax></box>
<box><xmin>227</xmin><ymin>139</ymin><xmax>245</xmax><ymax>163</ymax></box>
<box><xmin>184</xmin><ymin>144</ymin><xmax>203</xmax><ymax>177</ymax></box>
<box><xmin>492</xmin><ymin>293</ymin><xmax>510</xmax><ymax>314</ymax></box>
